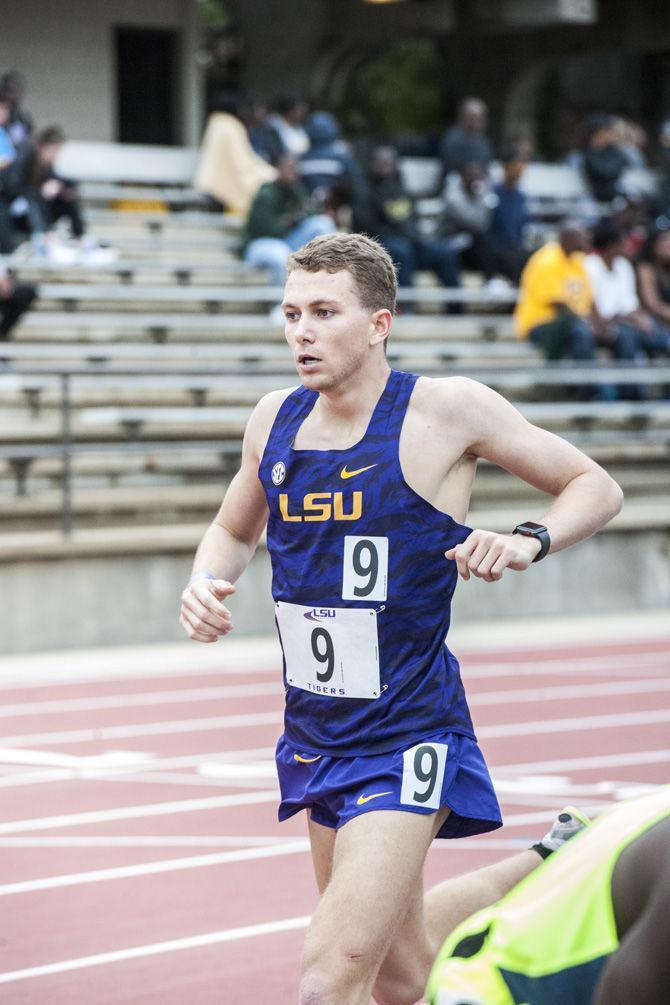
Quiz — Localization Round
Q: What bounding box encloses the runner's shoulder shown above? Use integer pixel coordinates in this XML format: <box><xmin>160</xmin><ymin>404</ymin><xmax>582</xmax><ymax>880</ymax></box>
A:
<box><xmin>412</xmin><ymin>374</ymin><xmax>491</xmax><ymax>421</ymax></box>
<box><xmin>244</xmin><ymin>386</ymin><xmax>299</xmax><ymax>453</ymax></box>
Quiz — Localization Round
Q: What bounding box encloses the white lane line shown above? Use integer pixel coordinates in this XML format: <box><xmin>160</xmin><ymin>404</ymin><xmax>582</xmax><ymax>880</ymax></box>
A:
<box><xmin>2</xmin><ymin>746</ymin><xmax>276</xmax><ymax>773</ymax></box>
<box><xmin>0</xmin><ymin>749</ymin><xmax>155</xmax><ymax>767</ymax></box>
<box><xmin>494</xmin><ymin>775</ymin><xmax>660</xmax><ymax>801</ymax></box>
<box><xmin>0</xmin><ymin>789</ymin><xmax>278</xmax><ymax>835</ymax></box>
<box><xmin>3</xmin><ymin>673</ymin><xmax>669</xmax><ymax>720</ymax></box>
<box><xmin>0</xmin><ymin>915</ymin><xmax>312</xmax><ymax>985</ymax></box>
<box><xmin>4</xmin><ymin>703</ymin><xmax>670</xmax><ymax>751</ymax></box>
<box><xmin>0</xmin><ymin>806</ymin><xmax>609</xmax><ymax>898</ymax></box>
<box><xmin>0</xmin><ymin>682</ymin><xmax>280</xmax><ymax>718</ymax></box>
<box><xmin>0</xmin><ymin>806</ymin><xmax>618</xmax><ymax>903</ymax></box>
<box><xmin>0</xmin><ymin>839</ymin><xmax>311</xmax><ymax>897</ymax></box>
<box><xmin>470</xmin><ymin>677</ymin><xmax>670</xmax><ymax>706</ymax></box>
<box><xmin>478</xmin><ymin>707</ymin><xmax>670</xmax><ymax>739</ymax></box>
<box><xmin>0</xmin><ymin>710</ymin><xmax>283</xmax><ymax>748</ymax></box>
<box><xmin>0</xmin><ymin>662</ymin><xmax>277</xmax><ymax>689</ymax></box>
<box><xmin>0</xmin><ymin>835</ymin><xmax>301</xmax><ymax>849</ymax></box>
<box><xmin>99</xmin><ymin>771</ymin><xmax>277</xmax><ymax>790</ymax></box>
<box><xmin>495</xmin><ymin>748</ymin><xmax>670</xmax><ymax>776</ymax></box>
<box><xmin>463</xmin><ymin>652</ymin><xmax>670</xmax><ymax>679</ymax></box>
<box><xmin>0</xmin><ymin>747</ymin><xmax>279</xmax><ymax>790</ymax></box>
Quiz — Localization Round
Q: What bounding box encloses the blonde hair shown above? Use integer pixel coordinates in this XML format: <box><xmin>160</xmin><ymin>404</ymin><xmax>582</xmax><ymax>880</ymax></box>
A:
<box><xmin>287</xmin><ymin>233</ymin><xmax>397</xmax><ymax>313</ymax></box>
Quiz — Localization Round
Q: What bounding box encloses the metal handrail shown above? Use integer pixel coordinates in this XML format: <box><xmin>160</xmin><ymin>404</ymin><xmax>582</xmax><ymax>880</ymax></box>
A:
<box><xmin>2</xmin><ymin>363</ymin><xmax>670</xmax><ymax>537</ymax></box>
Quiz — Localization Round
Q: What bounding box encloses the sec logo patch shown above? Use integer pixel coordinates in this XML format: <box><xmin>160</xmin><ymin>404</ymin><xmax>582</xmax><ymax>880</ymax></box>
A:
<box><xmin>271</xmin><ymin>461</ymin><xmax>286</xmax><ymax>486</ymax></box>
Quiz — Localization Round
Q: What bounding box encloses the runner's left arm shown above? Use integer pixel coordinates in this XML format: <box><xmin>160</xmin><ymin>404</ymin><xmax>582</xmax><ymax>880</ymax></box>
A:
<box><xmin>442</xmin><ymin>377</ymin><xmax>623</xmax><ymax>582</ymax></box>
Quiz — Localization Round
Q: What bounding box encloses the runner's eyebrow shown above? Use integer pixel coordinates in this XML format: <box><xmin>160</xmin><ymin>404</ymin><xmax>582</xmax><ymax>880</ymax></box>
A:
<box><xmin>281</xmin><ymin>299</ymin><xmax>343</xmax><ymax>309</ymax></box>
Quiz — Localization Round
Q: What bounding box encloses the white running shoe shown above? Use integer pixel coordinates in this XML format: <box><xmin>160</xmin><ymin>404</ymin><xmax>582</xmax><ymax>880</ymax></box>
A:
<box><xmin>538</xmin><ymin>805</ymin><xmax>591</xmax><ymax>856</ymax></box>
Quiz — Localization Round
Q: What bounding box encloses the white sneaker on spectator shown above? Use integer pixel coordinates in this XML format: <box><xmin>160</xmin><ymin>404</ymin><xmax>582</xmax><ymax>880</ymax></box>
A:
<box><xmin>483</xmin><ymin>277</ymin><xmax>513</xmax><ymax>295</ymax></box>
<box><xmin>46</xmin><ymin>238</ymin><xmax>79</xmax><ymax>265</ymax></box>
<box><xmin>78</xmin><ymin>236</ymin><xmax>118</xmax><ymax>266</ymax></box>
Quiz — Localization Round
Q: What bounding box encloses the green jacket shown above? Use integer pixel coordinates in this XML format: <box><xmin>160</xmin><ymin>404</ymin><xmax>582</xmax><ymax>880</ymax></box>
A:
<box><xmin>244</xmin><ymin>180</ymin><xmax>312</xmax><ymax>245</ymax></box>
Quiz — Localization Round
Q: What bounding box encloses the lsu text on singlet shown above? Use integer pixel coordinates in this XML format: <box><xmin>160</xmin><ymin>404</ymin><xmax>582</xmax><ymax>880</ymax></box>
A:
<box><xmin>259</xmin><ymin>369</ymin><xmax>476</xmax><ymax>757</ymax></box>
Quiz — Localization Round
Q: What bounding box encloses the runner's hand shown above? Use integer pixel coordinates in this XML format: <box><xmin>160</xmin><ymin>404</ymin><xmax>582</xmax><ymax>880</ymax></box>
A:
<box><xmin>445</xmin><ymin>530</ymin><xmax>541</xmax><ymax>582</ymax></box>
<box><xmin>180</xmin><ymin>578</ymin><xmax>236</xmax><ymax>642</ymax></box>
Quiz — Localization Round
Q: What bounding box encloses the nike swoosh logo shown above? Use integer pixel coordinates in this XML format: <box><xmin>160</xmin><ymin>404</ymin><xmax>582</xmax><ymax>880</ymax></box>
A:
<box><xmin>340</xmin><ymin>464</ymin><xmax>377</xmax><ymax>480</ymax></box>
<box><xmin>356</xmin><ymin>791</ymin><xmax>392</xmax><ymax>805</ymax></box>
<box><xmin>294</xmin><ymin>753</ymin><xmax>322</xmax><ymax>764</ymax></box>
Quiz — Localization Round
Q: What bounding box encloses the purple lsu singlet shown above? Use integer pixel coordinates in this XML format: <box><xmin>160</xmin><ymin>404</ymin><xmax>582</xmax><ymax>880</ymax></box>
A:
<box><xmin>259</xmin><ymin>369</ymin><xmax>476</xmax><ymax>756</ymax></box>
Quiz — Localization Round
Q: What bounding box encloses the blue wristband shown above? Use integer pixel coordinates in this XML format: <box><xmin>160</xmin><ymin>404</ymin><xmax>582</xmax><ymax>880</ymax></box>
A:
<box><xmin>186</xmin><ymin>571</ymin><xmax>216</xmax><ymax>588</ymax></box>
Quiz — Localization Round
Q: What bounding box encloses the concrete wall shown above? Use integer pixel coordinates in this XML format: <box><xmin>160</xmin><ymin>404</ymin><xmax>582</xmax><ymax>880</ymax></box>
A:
<box><xmin>230</xmin><ymin>0</ymin><xmax>455</xmax><ymax>102</ymax></box>
<box><xmin>0</xmin><ymin>0</ymin><xmax>202</xmax><ymax>144</ymax></box>
<box><xmin>1</xmin><ymin>529</ymin><xmax>668</xmax><ymax>654</ymax></box>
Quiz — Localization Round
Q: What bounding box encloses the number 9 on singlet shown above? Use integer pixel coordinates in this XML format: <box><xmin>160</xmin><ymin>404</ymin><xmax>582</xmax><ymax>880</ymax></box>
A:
<box><xmin>342</xmin><ymin>536</ymin><xmax>388</xmax><ymax>601</ymax></box>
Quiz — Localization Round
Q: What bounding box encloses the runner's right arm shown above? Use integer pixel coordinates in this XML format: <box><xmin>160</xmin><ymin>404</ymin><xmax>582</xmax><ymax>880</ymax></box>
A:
<box><xmin>179</xmin><ymin>390</ymin><xmax>288</xmax><ymax>643</ymax></box>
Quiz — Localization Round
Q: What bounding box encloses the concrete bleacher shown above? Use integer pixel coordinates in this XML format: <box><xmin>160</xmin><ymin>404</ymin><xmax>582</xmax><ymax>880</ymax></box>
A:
<box><xmin>1</xmin><ymin>148</ymin><xmax>669</xmax><ymax>651</ymax></box>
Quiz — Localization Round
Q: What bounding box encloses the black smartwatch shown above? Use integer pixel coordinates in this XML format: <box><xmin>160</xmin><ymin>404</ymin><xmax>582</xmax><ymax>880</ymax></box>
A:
<box><xmin>512</xmin><ymin>522</ymin><xmax>551</xmax><ymax>562</ymax></box>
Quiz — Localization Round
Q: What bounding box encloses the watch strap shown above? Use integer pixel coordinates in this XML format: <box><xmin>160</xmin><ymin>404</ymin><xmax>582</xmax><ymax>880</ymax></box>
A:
<box><xmin>512</xmin><ymin>522</ymin><xmax>551</xmax><ymax>562</ymax></box>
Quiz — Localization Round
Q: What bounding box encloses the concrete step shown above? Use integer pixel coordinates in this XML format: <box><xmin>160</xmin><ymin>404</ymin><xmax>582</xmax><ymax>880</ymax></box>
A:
<box><xmin>1</xmin><ymin>498</ymin><xmax>668</xmax><ymax>563</ymax></box>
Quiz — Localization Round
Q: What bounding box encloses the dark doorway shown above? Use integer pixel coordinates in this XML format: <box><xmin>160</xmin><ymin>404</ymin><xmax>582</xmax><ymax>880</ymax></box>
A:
<box><xmin>115</xmin><ymin>27</ymin><xmax>181</xmax><ymax>145</ymax></box>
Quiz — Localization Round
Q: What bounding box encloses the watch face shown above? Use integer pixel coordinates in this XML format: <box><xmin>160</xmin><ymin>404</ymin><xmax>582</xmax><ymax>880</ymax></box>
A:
<box><xmin>517</xmin><ymin>522</ymin><xmax>545</xmax><ymax>533</ymax></box>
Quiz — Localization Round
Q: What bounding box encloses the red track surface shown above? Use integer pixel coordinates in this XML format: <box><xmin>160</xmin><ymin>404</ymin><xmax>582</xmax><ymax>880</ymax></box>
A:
<box><xmin>1</xmin><ymin>635</ymin><xmax>669</xmax><ymax>1004</ymax></box>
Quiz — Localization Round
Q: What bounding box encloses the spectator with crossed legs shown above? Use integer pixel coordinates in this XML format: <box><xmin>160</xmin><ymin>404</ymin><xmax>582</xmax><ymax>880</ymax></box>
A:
<box><xmin>0</xmin><ymin>125</ymin><xmax>87</xmax><ymax>257</ymax></box>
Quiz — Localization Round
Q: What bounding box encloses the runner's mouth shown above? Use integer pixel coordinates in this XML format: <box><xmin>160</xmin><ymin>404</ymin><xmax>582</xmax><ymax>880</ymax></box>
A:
<box><xmin>298</xmin><ymin>354</ymin><xmax>321</xmax><ymax>365</ymax></box>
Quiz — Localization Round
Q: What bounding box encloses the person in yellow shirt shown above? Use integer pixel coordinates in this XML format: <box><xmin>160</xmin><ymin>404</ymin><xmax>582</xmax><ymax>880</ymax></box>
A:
<box><xmin>514</xmin><ymin>222</ymin><xmax>596</xmax><ymax>362</ymax></box>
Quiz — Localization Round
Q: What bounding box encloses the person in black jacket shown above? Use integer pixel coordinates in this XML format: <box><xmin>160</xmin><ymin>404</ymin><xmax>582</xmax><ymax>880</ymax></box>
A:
<box><xmin>353</xmin><ymin>145</ymin><xmax>460</xmax><ymax>304</ymax></box>
<box><xmin>0</xmin><ymin>71</ymin><xmax>34</xmax><ymax>148</ymax></box>
<box><xmin>0</xmin><ymin>258</ymin><xmax>37</xmax><ymax>346</ymax></box>
<box><xmin>0</xmin><ymin>125</ymin><xmax>85</xmax><ymax>253</ymax></box>
<box><xmin>583</xmin><ymin>114</ymin><xmax>629</xmax><ymax>204</ymax></box>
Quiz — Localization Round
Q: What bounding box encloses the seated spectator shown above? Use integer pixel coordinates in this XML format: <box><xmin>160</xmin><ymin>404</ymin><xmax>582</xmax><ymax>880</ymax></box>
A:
<box><xmin>0</xmin><ymin>101</ymin><xmax>16</xmax><ymax>253</ymax></box>
<box><xmin>488</xmin><ymin>145</ymin><xmax>531</xmax><ymax>284</ymax></box>
<box><xmin>247</xmin><ymin>99</ymin><xmax>284</xmax><ymax>166</ymax></box>
<box><xmin>267</xmin><ymin>97</ymin><xmax>310</xmax><ymax>157</ymax></box>
<box><xmin>243</xmin><ymin>153</ymin><xmax>335</xmax><ymax>304</ymax></box>
<box><xmin>353</xmin><ymin>144</ymin><xmax>460</xmax><ymax>305</ymax></box>
<box><xmin>439</xmin><ymin>97</ymin><xmax>492</xmax><ymax>179</ymax></box>
<box><xmin>582</xmin><ymin>114</ymin><xmax>629</xmax><ymax>203</ymax></box>
<box><xmin>515</xmin><ymin>221</ymin><xmax>596</xmax><ymax>364</ymax></box>
<box><xmin>0</xmin><ymin>71</ymin><xmax>33</xmax><ymax>148</ymax></box>
<box><xmin>439</xmin><ymin>162</ymin><xmax>502</xmax><ymax>281</ymax></box>
<box><xmin>516</xmin><ymin>221</ymin><xmax>649</xmax><ymax>398</ymax></box>
<box><xmin>299</xmin><ymin>111</ymin><xmax>364</xmax><ymax>210</ymax></box>
<box><xmin>586</xmin><ymin>221</ymin><xmax>670</xmax><ymax>359</ymax></box>
<box><xmin>658</xmin><ymin>118</ymin><xmax>670</xmax><ymax>217</ymax></box>
<box><xmin>194</xmin><ymin>95</ymin><xmax>276</xmax><ymax>215</ymax></box>
<box><xmin>0</xmin><ymin>125</ymin><xmax>87</xmax><ymax>256</ymax></box>
<box><xmin>614</xmin><ymin>116</ymin><xmax>648</xmax><ymax>169</ymax></box>
<box><xmin>587</xmin><ymin>221</ymin><xmax>670</xmax><ymax>398</ymax></box>
<box><xmin>0</xmin><ymin>99</ymin><xmax>16</xmax><ymax>169</ymax></box>
<box><xmin>0</xmin><ymin>260</ymin><xmax>37</xmax><ymax>345</ymax></box>
<box><xmin>637</xmin><ymin>226</ymin><xmax>670</xmax><ymax>336</ymax></box>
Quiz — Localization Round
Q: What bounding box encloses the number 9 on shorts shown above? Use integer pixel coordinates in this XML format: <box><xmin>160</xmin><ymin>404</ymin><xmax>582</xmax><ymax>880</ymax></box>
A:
<box><xmin>400</xmin><ymin>742</ymin><xmax>448</xmax><ymax>809</ymax></box>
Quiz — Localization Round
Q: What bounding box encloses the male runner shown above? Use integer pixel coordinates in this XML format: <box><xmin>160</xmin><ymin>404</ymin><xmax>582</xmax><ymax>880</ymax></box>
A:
<box><xmin>427</xmin><ymin>787</ymin><xmax>670</xmax><ymax>1005</ymax></box>
<box><xmin>179</xmin><ymin>233</ymin><xmax>623</xmax><ymax>1005</ymax></box>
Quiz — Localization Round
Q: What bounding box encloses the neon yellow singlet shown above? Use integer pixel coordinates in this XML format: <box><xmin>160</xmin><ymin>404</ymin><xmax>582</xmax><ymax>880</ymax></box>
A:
<box><xmin>426</xmin><ymin>787</ymin><xmax>670</xmax><ymax>1005</ymax></box>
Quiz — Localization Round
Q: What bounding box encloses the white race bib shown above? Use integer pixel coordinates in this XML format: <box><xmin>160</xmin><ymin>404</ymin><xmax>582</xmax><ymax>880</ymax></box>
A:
<box><xmin>275</xmin><ymin>601</ymin><xmax>381</xmax><ymax>700</ymax></box>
